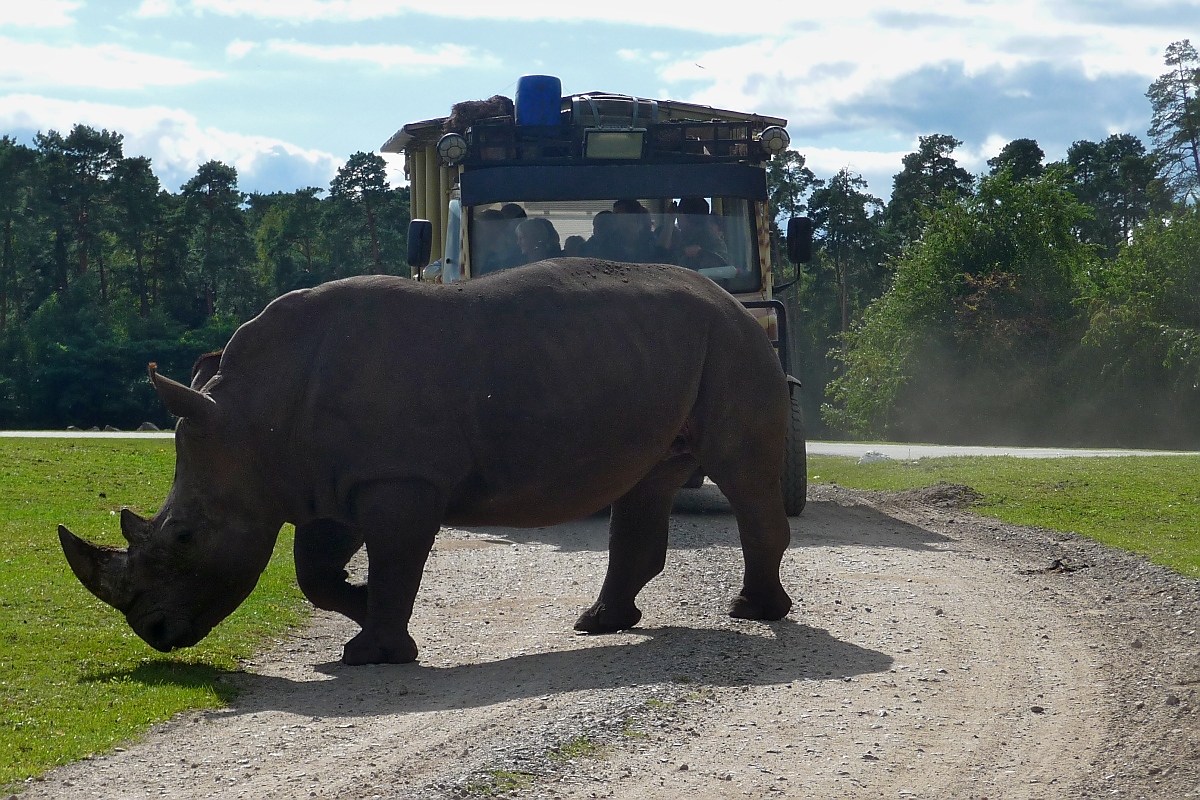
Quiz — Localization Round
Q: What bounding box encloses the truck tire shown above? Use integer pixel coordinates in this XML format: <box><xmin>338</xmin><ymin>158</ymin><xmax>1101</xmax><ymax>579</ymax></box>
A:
<box><xmin>783</xmin><ymin>390</ymin><xmax>807</xmax><ymax>516</ymax></box>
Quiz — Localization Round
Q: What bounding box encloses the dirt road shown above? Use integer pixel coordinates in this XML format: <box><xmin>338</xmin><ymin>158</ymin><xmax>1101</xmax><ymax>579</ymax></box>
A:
<box><xmin>21</xmin><ymin>484</ymin><xmax>1200</xmax><ymax>799</ymax></box>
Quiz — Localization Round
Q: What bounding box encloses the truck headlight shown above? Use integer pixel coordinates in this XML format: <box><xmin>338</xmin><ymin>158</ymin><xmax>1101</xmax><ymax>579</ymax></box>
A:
<box><xmin>437</xmin><ymin>133</ymin><xmax>469</xmax><ymax>165</ymax></box>
<box><xmin>759</xmin><ymin>126</ymin><xmax>790</xmax><ymax>155</ymax></box>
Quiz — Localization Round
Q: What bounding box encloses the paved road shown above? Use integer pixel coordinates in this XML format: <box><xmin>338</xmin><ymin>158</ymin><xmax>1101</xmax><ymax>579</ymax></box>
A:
<box><xmin>805</xmin><ymin>441</ymin><xmax>1200</xmax><ymax>459</ymax></box>
<box><xmin>3</xmin><ymin>430</ymin><xmax>1197</xmax><ymax>458</ymax></box>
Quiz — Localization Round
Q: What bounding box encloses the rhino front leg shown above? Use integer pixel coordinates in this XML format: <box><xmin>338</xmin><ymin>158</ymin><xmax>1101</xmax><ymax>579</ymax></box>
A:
<box><xmin>341</xmin><ymin>479</ymin><xmax>443</xmax><ymax>665</ymax></box>
<box><xmin>575</xmin><ymin>457</ymin><xmax>696</xmax><ymax>634</ymax></box>
<box><xmin>294</xmin><ymin>519</ymin><xmax>367</xmax><ymax>625</ymax></box>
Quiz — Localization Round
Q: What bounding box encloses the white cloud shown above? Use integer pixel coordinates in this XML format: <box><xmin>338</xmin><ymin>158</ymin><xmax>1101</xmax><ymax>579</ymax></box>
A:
<box><xmin>166</xmin><ymin>0</ymin><xmax>1198</xmax><ymax>48</ymax></box>
<box><xmin>0</xmin><ymin>38</ymin><xmax>222</xmax><ymax>90</ymax></box>
<box><xmin>263</xmin><ymin>40</ymin><xmax>497</xmax><ymax>71</ymax></box>
<box><xmin>129</xmin><ymin>0</ymin><xmax>1185</xmax><ymax>139</ymax></box>
<box><xmin>0</xmin><ymin>95</ymin><xmax>343</xmax><ymax>193</ymax></box>
<box><xmin>380</xmin><ymin>151</ymin><xmax>404</xmax><ymax>187</ymax></box>
<box><xmin>803</xmin><ymin>146</ymin><xmax>913</xmax><ymax>198</ymax></box>
<box><xmin>616</xmin><ymin>49</ymin><xmax>670</xmax><ymax>63</ymax></box>
<box><xmin>655</xmin><ymin>2</ymin><xmax>1178</xmax><ymax>135</ymax></box>
<box><xmin>804</xmin><ymin>146</ymin><xmax>910</xmax><ymax>178</ymax></box>
<box><xmin>191</xmin><ymin>0</ymin><xmax>401</xmax><ymax>21</ymax></box>
<box><xmin>183</xmin><ymin>0</ymin><xmax>772</xmax><ymax>29</ymax></box>
<box><xmin>226</xmin><ymin>39</ymin><xmax>256</xmax><ymax>59</ymax></box>
<box><xmin>974</xmin><ymin>134</ymin><xmax>1016</xmax><ymax>169</ymax></box>
<box><xmin>133</xmin><ymin>0</ymin><xmax>180</xmax><ymax>18</ymax></box>
<box><xmin>657</xmin><ymin>5</ymin><xmax>1171</xmax><ymax>135</ymax></box>
<box><xmin>0</xmin><ymin>1</ymin><xmax>80</xmax><ymax>28</ymax></box>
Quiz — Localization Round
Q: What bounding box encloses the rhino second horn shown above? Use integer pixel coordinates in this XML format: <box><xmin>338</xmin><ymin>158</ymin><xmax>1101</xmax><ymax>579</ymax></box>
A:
<box><xmin>58</xmin><ymin>525</ymin><xmax>134</xmax><ymax>611</ymax></box>
<box><xmin>120</xmin><ymin>508</ymin><xmax>152</xmax><ymax>545</ymax></box>
<box><xmin>148</xmin><ymin>364</ymin><xmax>217</xmax><ymax>424</ymax></box>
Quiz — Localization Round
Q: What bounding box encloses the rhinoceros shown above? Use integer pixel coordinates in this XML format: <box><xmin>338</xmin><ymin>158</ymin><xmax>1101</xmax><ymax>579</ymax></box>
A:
<box><xmin>59</xmin><ymin>258</ymin><xmax>794</xmax><ymax>664</ymax></box>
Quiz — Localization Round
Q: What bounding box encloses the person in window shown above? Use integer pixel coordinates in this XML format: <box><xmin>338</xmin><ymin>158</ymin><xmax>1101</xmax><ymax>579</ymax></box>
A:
<box><xmin>583</xmin><ymin>210</ymin><xmax>621</xmax><ymax>259</ymax></box>
<box><xmin>500</xmin><ymin>203</ymin><xmax>527</xmax><ymax>222</ymax></box>
<box><xmin>516</xmin><ymin>217</ymin><xmax>562</xmax><ymax>263</ymax></box>
<box><xmin>669</xmin><ymin>196</ymin><xmax>731</xmax><ymax>271</ymax></box>
<box><xmin>609</xmin><ymin>198</ymin><xmax>669</xmax><ymax>263</ymax></box>
<box><xmin>500</xmin><ymin>204</ymin><xmax>528</xmax><ymax>261</ymax></box>
<box><xmin>562</xmin><ymin>235</ymin><xmax>586</xmax><ymax>257</ymax></box>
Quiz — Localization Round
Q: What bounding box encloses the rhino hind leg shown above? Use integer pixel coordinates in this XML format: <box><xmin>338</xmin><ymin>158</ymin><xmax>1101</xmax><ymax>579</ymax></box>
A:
<box><xmin>575</xmin><ymin>456</ymin><xmax>696</xmax><ymax>634</ymax></box>
<box><xmin>699</xmin><ymin>414</ymin><xmax>793</xmax><ymax>622</ymax></box>
<box><xmin>294</xmin><ymin>519</ymin><xmax>368</xmax><ymax>625</ymax></box>
<box><xmin>341</xmin><ymin>479</ymin><xmax>443</xmax><ymax>665</ymax></box>
<box><xmin>709</xmin><ymin>472</ymin><xmax>793</xmax><ymax>622</ymax></box>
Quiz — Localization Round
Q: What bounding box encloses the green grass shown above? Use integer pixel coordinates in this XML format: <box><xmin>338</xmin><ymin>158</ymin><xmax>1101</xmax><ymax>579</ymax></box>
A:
<box><xmin>547</xmin><ymin>735</ymin><xmax>605</xmax><ymax>762</ymax></box>
<box><xmin>621</xmin><ymin>719</ymin><xmax>649</xmax><ymax>739</ymax></box>
<box><xmin>467</xmin><ymin>770</ymin><xmax>534</xmax><ymax>795</ymax></box>
<box><xmin>809</xmin><ymin>455</ymin><xmax>1200</xmax><ymax>578</ymax></box>
<box><xmin>0</xmin><ymin>439</ymin><xmax>308</xmax><ymax>789</ymax></box>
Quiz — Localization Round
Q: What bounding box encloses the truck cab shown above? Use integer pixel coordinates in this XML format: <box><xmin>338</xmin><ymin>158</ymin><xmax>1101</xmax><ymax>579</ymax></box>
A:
<box><xmin>382</xmin><ymin>76</ymin><xmax>810</xmax><ymax>514</ymax></box>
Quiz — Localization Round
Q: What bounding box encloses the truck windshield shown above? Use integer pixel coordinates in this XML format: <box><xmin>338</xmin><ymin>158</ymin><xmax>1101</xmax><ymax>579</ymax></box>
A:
<box><xmin>468</xmin><ymin>197</ymin><xmax>762</xmax><ymax>294</ymax></box>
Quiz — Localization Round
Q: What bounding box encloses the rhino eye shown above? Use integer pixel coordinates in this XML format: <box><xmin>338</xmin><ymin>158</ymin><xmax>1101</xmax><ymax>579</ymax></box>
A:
<box><xmin>176</xmin><ymin>530</ymin><xmax>194</xmax><ymax>545</ymax></box>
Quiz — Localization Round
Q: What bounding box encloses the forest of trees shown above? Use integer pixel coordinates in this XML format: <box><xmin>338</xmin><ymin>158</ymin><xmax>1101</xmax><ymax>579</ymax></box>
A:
<box><xmin>0</xmin><ymin>40</ymin><xmax>1197</xmax><ymax>447</ymax></box>
<box><xmin>777</xmin><ymin>40</ymin><xmax>1200</xmax><ymax>448</ymax></box>
<box><xmin>0</xmin><ymin>136</ymin><xmax>410</xmax><ymax>429</ymax></box>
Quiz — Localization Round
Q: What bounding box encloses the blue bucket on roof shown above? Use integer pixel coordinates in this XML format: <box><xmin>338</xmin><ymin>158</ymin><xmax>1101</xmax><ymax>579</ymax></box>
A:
<box><xmin>515</xmin><ymin>75</ymin><xmax>562</xmax><ymax>127</ymax></box>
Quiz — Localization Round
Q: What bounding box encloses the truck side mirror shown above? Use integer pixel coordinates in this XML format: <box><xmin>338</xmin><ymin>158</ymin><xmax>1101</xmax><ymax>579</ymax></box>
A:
<box><xmin>786</xmin><ymin>217</ymin><xmax>813</xmax><ymax>264</ymax></box>
<box><xmin>408</xmin><ymin>219</ymin><xmax>433</xmax><ymax>273</ymax></box>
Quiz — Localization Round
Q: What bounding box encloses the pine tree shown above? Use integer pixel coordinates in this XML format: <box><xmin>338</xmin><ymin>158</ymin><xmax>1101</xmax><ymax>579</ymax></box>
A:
<box><xmin>883</xmin><ymin>134</ymin><xmax>974</xmax><ymax>250</ymax></box>
<box><xmin>330</xmin><ymin>152</ymin><xmax>389</xmax><ymax>274</ymax></box>
<box><xmin>1147</xmin><ymin>40</ymin><xmax>1200</xmax><ymax>203</ymax></box>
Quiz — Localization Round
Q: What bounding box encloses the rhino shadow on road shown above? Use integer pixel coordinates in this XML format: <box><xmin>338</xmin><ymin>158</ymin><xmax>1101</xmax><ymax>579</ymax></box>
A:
<box><xmin>201</xmin><ymin>622</ymin><xmax>892</xmax><ymax>719</ymax></box>
<box><xmin>464</xmin><ymin>487</ymin><xmax>954</xmax><ymax>556</ymax></box>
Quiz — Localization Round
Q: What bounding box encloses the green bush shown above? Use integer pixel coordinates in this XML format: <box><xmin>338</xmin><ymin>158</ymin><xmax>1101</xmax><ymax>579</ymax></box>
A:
<box><xmin>824</xmin><ymin>170</ymin><xmax>1099</xmax><ymax>443</ymax></box>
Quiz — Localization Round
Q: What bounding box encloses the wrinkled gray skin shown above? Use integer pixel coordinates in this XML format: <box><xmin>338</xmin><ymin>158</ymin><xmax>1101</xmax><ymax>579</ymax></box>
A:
<box><xmin>59</xmin><ymin>259</ymin><xmax>793</xmax><ymax>665</ymax></box>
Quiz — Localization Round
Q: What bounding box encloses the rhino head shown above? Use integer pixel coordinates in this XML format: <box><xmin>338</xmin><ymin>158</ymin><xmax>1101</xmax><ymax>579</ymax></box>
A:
<box><xmin>59</xmin><ymin>364</ymin><xmax>282</xmax><ymax>652</ymax></box>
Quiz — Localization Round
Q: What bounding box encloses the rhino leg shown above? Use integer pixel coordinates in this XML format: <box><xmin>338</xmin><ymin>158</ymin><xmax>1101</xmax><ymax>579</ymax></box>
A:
<box><xmin>709</xmin><ymin>471</ymin><xmax>793</xmax><ymax>622</ymax></box>
<box><xmin>575</xmin><ymin>456</ymin><xmax>697</xmax><ymax>634</ymax></box>
<box><xmin>294</xmin><ymin>519</ymin><xmax>367</xmax><ymax>625</ymax></box>
<box><xmin>341</xmin><ymin>479</ymin><xmax>443</xmax><ymax>665</ymax></box>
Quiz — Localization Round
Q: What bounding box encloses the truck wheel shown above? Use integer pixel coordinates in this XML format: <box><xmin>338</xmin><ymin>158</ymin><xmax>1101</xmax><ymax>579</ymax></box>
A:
<box><xmin>783</xmin><ymin>390</ymin><xmax>807</xmax><ymax>516</ymax></box>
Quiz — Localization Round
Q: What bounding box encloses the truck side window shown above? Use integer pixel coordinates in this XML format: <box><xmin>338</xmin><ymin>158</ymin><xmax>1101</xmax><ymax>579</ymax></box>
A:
<box><xmin>473</xmin><ymin>209</ymin><xmax>522</xmax><ymax>275</ymax></box>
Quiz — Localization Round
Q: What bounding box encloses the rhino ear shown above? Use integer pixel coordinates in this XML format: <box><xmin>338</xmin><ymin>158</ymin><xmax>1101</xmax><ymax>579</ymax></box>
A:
<box><xmin>120</xmin><ymin>508</ymin><xmax>152</xmax><ymax>546</ymax></box>
<box><xmin>149</xmin><ymin>362</ymin><xmax>217</xmax><ymax>424</ymax></box>
<box><xmin>189</xmin><ymin>350</ymin><xmax>222</xmax><ymax>391</ymax></box>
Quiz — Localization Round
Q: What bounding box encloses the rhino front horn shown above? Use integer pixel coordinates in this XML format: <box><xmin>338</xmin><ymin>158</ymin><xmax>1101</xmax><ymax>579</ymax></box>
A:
<box><xmin>58</xmin><ymin>525</ymin><xmax>134</xmax><ymax>611</ymax></box>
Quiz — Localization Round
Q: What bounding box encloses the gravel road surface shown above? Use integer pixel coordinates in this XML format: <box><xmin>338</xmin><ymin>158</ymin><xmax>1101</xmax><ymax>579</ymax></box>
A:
<box><xmin>19</xmin><ymin>483</ymin><xmax>1200</xmax><ymax>799</ymax></box>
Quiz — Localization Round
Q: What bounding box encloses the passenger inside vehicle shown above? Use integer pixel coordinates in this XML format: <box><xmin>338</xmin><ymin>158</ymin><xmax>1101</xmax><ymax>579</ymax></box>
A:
<box><xmin>468</xmin><ymin>196</ymin><xmax>759</xmax><ymax>291</ymax></box>
<box><xmin>668</xmin><ymin>196</ymin><xmax>731</xmax><ymax>271</ymax></box>
<box><xmin>583</xmin><ymin>210</ymin><xmax>620</xmax><ymax>259</ymax></box>
<box><xmin>584</xmin><ymin>199</ymin><xmax>670</xmax><ymax>263</ymax></box>
<box><xmin>563</xmin><ymin>235</ymin><xmax>586</xmax><ymax>257</ymax></box>
<box><xmin>516</xmin><ymin>217</ymin><xmax>562</xmax><ymax>263</ymax></box>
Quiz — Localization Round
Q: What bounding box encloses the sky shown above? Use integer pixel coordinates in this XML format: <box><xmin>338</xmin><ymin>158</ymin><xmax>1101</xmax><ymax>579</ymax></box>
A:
<box><xmin>1</xmin><ymin>0</ymin><xmax>1196</xmax><ymax>201</ymax></box>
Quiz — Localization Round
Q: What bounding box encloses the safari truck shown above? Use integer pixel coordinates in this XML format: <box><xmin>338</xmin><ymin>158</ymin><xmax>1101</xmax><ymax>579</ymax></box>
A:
<box><xmin>381</xmin><ymin>75</ymin><xmax>813</xmax><ymax>514</ymax></box>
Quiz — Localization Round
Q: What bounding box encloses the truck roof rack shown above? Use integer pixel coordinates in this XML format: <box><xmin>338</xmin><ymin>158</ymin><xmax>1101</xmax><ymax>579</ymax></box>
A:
<box><xmin>381</xmin><ymin>95</ymin><xmax>787</xmax><ymax>162</ymax></box>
